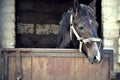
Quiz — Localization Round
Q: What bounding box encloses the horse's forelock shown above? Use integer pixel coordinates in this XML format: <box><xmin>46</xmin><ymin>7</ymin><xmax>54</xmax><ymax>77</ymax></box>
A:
<box><xmin>77</xmin><ymin>4</ymin><xmax>96</xmax><ymax>19</ymax></box>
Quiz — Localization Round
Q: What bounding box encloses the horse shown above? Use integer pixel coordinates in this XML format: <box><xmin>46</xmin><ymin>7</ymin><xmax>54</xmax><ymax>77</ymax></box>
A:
<box><xmin>57</xmin><ymin>0</ymin><xmax>102</xmax><ymax>64</ymax></box>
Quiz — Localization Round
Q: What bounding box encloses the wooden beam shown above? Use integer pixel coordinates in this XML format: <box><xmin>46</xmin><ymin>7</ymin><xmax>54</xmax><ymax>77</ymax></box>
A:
<box><xmin>17</xmin><ymin>12</ymin><xmax>62</xmax><ymax>24</ymax></box>
<box><xmin>2</xmin><ymin>48</ymin><xmax>112</xmax><ymax>58</ymax></box>
<box><xmin>17</xmin><ymin>2</ymin><xmax>71</xmax><ymax>13</ymax></box>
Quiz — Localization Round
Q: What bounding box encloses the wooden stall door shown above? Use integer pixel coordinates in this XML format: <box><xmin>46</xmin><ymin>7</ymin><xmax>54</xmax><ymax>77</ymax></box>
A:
<box><xmin>1</xmin><ymin>49</ymin><xmax>111</xmax><ymax>80</ymax></box>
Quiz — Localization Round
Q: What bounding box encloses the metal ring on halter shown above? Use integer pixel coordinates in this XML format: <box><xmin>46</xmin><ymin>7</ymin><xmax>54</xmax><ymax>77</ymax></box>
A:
<box><xmin>83</xmin><ymin>38</ymin><xmax>102</xmax><ymax>49</ymax></box>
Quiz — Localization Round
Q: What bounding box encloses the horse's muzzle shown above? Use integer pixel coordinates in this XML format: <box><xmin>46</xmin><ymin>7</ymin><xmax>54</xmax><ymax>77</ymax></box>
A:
<box><xmin>88</xmin><ymin>56</ymin><xmax>102</xmax><ymax>64</ymax></box>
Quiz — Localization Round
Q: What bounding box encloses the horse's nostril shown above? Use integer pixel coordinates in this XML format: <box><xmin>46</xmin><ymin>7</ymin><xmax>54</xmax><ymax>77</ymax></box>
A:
<box><xmin>88</xmin><ymin>57</ymin><xmax>100</xmax><ymax>64</ymax></box>
<box><xmin>93</xmin><ymin>56</ymin><xmax>101</xmax><ymax>64</ymax></box>
<box><xmin>93</xmin><ymin>56</ymin><xmax>97</xmax><ymax>60</ymax></box>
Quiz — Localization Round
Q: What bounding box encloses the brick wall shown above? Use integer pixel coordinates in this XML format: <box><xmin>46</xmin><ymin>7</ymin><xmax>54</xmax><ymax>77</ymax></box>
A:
<box><xmin>0</xmin><ymin>0</ymin><xmax>15</xmax><ymax>48</ymax></box>
<box><xmin>102</xmin><ymin>0</ymin><xmax>120</xmax><ymax>72</ymax></box>
<box><xmin>17</xmin><ymin>23</ymin><xmax>59</xmax><ymax>35</ymax></box>
<box><xmin>117</xmin><ymin>0</ymin><xmax>120</xmax><ymax>64</ymax></box>
<box><xmin>16</xmin><ymin>23</ymin><xmax>59</xmax><ymax>48</ymax></box>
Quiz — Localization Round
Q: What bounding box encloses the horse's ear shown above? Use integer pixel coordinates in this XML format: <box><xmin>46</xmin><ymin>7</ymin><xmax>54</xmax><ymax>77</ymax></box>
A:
<box><xmin>73</xmin><ymin>0</ymin><xmax>79</xmax><ymax>16</ymax></box>
<box><xmin>89</xmin><ymin>0</ymin><xmax>96</xmax><ymax>13</ymax></box>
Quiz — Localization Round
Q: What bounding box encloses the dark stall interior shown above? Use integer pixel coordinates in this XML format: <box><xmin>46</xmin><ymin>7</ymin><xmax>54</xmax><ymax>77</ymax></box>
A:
<box><xmin>16</xmin><ymin>0</ymin><xmax>102</xmax><ymax>48</ymax></box>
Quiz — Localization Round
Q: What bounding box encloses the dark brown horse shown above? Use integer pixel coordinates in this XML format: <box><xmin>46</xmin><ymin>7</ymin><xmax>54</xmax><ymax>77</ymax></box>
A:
<box><xmin>57</xmin><ymin>0</ymin><xmax>102</xmax><ymax>64</ymax></box>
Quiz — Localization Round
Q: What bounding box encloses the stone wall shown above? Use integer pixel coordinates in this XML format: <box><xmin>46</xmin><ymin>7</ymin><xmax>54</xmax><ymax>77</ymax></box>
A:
<box><xmin>17</xmin><ymin>23</ymin><xmax>59</xmax><ymax>35</ymax></box>
<box><xmin>16</xmin><ymin>23</ymin><xmax>59</xmax><ymax>48</ymax></box>
<box><xmin>117</xmin><ymin>0</ymin><xmax>120</xmax><ymax>63</ymax></box>
<box><xmin>102</xmin><ymin>0</ymin><xmax>120</xmax><ymax>72</ymax></box>
<box><xmin>0</xmin><ymin>0</ymin><xmax>15</xmax><ymax>48</ymax></box>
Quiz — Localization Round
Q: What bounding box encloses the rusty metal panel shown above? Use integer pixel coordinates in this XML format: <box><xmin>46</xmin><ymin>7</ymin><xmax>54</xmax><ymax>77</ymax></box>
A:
<box><xmin>1</xmin><ymin>48</ymin><xmax>112</xmax><ymax>80</ymax></box>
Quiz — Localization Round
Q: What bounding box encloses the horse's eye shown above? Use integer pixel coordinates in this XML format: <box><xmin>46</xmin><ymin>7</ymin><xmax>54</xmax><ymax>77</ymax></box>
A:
<box><xmin>78</xmin><ymin>24</ymin><xmax>84</xmax><ymax>30</ymax></box>
<box><xmin>79</xmin><ymin>26</ymin><xmax>83</xmax><ymax>30</ymax></box>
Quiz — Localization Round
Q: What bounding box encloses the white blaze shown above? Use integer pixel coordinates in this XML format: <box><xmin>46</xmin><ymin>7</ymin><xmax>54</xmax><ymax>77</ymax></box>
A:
<box><xmin>94</xmin><ymin>43</ymin><xmax>101</xmax><ymax>62</ymax></box>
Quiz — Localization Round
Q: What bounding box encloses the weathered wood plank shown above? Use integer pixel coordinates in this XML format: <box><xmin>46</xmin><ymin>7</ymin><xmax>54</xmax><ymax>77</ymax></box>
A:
<box><xmin>65</xmin><ymin>58</ymin><xmax>75</xmax><ymax>80</ymax></box>
<box><xmin>7</xmin><ymin>57</ymin><xmax>109</xmax><ymax>80</ymax></box>
<box><xmin>22</xmin><ymin>57</ymin><xmax>32</xmax><ymax>80</ymax></box>
<box><xmin>46</xmin><ymin>58</ymin><xmax>55</xmax><ymax>80</ymax></box>
<box><xmin>1</xmin><ymin>49</ymin><xmax>112</xmax><ymax>80</ymax></box>
<box><xmin>32</xmin><ymin>57</ymin><xmax>50</xmax><ymax>80</ymax></box>
<box><xmin>4</xmin><ymin>52</ymin><xmax>8</xmax><ymax>80</ymax></box>
<box><xmin>2</xmin><ymin>48</ymin><xmax>112</xmax><ymax>54</ymax></box>
<box><xmin>2</xmin><ymin>49</ymin><xmax>85</xmax><ymax>57</ymax></box>
<box><xmin>9</xmin><ymin>56</ymin><xmax>109</xmax><ymax>80</ymax></box>
<box><xmin>2</xmin><ymin>48</ymin><xmax>79</xmax><ymax>53</ymax></box>
<box><xmin>9</xmin><ymin>57</ymin><xmax>16</xmax><ymax>80</ymax></box>
<box><xmin>74</xmin><ymin>57</ymin><xmax>109</xmax><ymax>80</ymax></box>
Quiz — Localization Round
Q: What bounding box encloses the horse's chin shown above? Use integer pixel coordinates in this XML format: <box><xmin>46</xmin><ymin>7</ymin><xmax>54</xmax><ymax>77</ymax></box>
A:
<box><xmin>84</xmin><ymin>42</ymin><xmax>102</xmax><ymax>64</ymax></box>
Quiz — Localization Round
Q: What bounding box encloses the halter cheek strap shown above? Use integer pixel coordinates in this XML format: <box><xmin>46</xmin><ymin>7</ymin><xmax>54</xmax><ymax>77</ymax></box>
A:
<box><xmin>70</xmin><ymin>14</ymin><xmax>73</xmax><ymax>40</ymax></box>
<box><xmin>70</xmin><ymin>14</ymin><xmax>102</xmax><ymax>53</ymax></box>
<box><xmin>70</xmin><ymin>14</ymin><xmax>84</xmax><ymax>52</ymax></box>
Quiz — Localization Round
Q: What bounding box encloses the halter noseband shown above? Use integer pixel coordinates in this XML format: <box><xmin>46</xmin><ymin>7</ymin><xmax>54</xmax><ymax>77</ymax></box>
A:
<box><xmin>70</xmin><ymin>14</ymin><xmax>102</xmax><ymax>52</ymax></box>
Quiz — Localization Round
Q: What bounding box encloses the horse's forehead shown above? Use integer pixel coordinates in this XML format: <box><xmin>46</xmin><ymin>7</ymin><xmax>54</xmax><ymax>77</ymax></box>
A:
<box><xmin>80</xmin><ymin>4</ymin><xmax>95</xmax><ymax>15</ymax></box>
<box><xmin>78</xmin><ymin>17</ymin><xmax>98</xmax><ymax>29</ymax></box>
<box><xmin>78</xmin><ymin>6</ymin><xmax>95</xmax><ymax>20</ymax></box>
<box><xmin>79</xmin><ymin>17</ymin><xmax>92</xmax><ymax>24</ymax></box>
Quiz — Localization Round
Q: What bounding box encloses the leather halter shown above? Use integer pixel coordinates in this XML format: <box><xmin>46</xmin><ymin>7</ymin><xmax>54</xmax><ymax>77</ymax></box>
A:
<box><xmin>70</xmin><ymin>14</ymin><xmax>102</xmax><ymax>52</ymax></box>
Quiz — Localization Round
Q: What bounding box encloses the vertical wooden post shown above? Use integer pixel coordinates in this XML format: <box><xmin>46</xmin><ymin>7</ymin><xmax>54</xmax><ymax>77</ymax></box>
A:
<box><xmin>0</xmin><ymin>52</ymin><xmax>9</xmax><ymax>80</ymax></box>
<box><xmin>15</xmin><ymin>51</ymin><xmax>22</xmax><ymax>80</ymax></box>
<box><xmin>4</xmin><ymin>52</ymin><xmax>8</xmax><ymax>80</ymax></box>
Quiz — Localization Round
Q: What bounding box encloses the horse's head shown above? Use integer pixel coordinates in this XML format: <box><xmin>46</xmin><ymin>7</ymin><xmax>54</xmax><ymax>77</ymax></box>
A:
<box><xmin>72</xmin><ymin>0</ymin><xmax>102</xmax><ymax>64</ymax></box>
